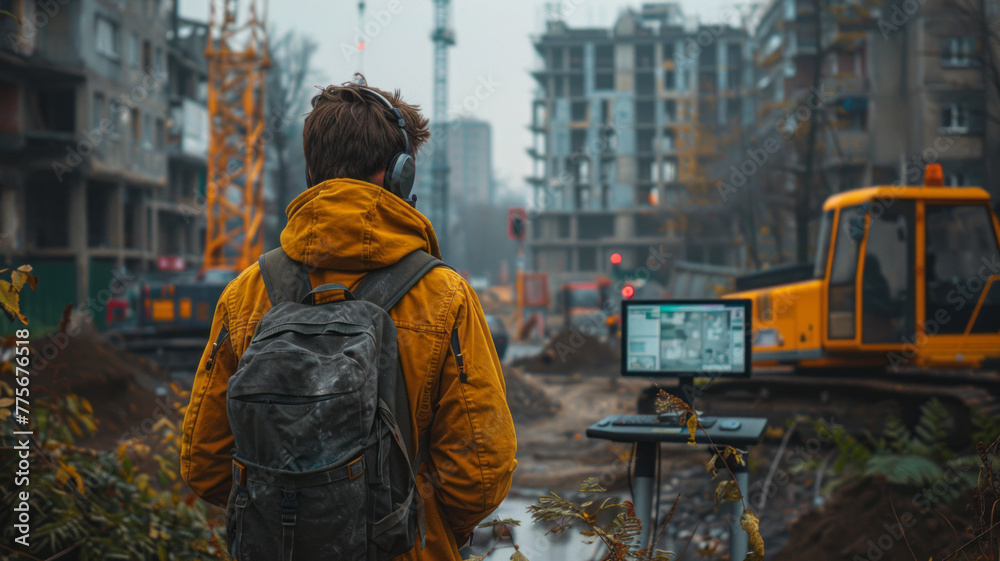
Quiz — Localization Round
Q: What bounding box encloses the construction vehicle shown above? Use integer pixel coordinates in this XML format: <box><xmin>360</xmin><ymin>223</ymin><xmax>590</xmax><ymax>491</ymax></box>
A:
<box><xmin>726</xmin><ymin>164</ymin><xmax>1000</xmax><ymax>370</ymax></box>
<box><xmin>557</xmin><ymin>279</ymin><xmax>611</xmax><ymax>330</ymax></box>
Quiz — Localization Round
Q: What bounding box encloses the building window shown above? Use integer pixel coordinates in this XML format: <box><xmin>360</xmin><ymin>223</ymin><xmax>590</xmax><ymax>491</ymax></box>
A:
<box><xmin>664</xmin><ymin>69</ymin><xmax>675</xmax><ymax>89</ymax></box>
<box><xmin>946</xmin><ymin>171</ymin><xmax>965</xmax><ymax>186</ymax></box>
<box><xmin>128</xmin><ymin>32</ymin><xmax>139</xmax><ymax>68</ymax></box>
<box><xmin>661</xmin><ymin>159</ymin><xmax>678</xmax><ymax>183</ymax></box>
<box><xmin>940</xmin><ymin>102</ymin><xmax>970</xmax><ymax>134</ymax></box>
<box><xmin>142</xmin><ymin>113</ymin><xmax>152</xmax><ymax>149</ymax></box>
<box><xmin>92</xmin><ymin>92</ymin><xmax>105</xmax><ymax>129</ymax></box>
<box><xmin>663</xmin><ymin>99</ymin><xmax>677</xmax><ymax>121</ymax></box>
<box><xmin>142</xmin><ymin>40</ymin><xmax>152</xmax><ymax>71</ymax></box>
<box><xmin>941</xmin><ymin>37</ymin><xmax>977</xmax><ymax>68</ymax></box>
<box><xmin>130</xmin><ymin>107</ymin><xmax>140</xmax><ymax>143</ymax></box>
<box><xmin>727</xmin><ymin>43</ymin><xmax>741</xmax><ymax>64</ymax></box>
<box><xmin>154</xmin><ymin>45</ymin><xmax>163</xmax><ymax>73</ymax></box>
<box><xmin>727</xmin><ymin>68</ymin><xmax>740</xmax><ymax>91</ymax></box>
<box><xmin>595</xmin><ymin>71</ymin><xmax>614</xmax><ymax>90</ymax></box>
<box><xmin>595</xmin><ymin>44</ymin><xmax>614</xmax><ymax>68</ymax></box>
<box><xmin>95</xmin><ymin>15</ymin><xmax>120</xmax><ymax>59</ymax></box>
<box><xmin>155</xmin><ymin>117</ymin><xmax>164</xmax><ymax>149</ymax></box>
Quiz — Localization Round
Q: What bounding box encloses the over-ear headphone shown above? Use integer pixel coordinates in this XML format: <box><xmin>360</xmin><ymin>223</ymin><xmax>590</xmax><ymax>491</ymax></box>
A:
<box><xmin>357</xmin><ymin>87</ymin><xmax>416</xmax><ymax>201</ymax></box>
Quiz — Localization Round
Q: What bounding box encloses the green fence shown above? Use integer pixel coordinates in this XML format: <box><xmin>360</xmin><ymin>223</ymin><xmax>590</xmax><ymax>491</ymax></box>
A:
<box><xmin>1</xmin><ymin>258</ymin><xmax>124</xmax><ymax>334</ymax></box>
<box><xmin>1</xmin><ymin>259</ymin><xmax>76</xmax><ymax>335</ymax></box>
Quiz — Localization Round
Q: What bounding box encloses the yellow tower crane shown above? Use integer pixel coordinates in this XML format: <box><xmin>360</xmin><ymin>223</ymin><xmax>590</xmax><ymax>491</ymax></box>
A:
<box><xmin>203</xmin><ymin>0</ymin><xmax>271</xmax><ymax>272</ymax></box>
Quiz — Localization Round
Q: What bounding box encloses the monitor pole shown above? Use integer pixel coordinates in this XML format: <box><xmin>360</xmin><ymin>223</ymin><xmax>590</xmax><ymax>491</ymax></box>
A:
<box><xmin>635</xmin><ymin>375</ymin><xmax>693</xmax><ymax>551</ymax></box>
<box><xmin>634</xmin><ymin>440</ymin><xmax>656</xmax><ymax>550</ymax></box>
<box><xmin>730</xmin><ymin>463</ymin><xmax>749</xmax><ymax>560</ymax></box>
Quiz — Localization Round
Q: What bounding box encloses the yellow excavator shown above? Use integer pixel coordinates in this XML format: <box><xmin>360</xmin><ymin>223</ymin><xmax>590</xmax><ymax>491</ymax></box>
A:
<box><xmin>726</xmin><ymin>164</ymin><xmax>1000</xmax><ymax>370</ymax></box>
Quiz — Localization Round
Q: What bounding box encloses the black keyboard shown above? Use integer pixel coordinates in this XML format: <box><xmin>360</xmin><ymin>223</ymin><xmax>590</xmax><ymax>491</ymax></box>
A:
<box><xmin>588</xmin><ymin>414</ymin><xmax>767</xmax><ymax>446</ymax></box>
<box><xmin>611</xmin><ymin>414</ymin><xmax>717</xmax><ymax>428</ymax></box>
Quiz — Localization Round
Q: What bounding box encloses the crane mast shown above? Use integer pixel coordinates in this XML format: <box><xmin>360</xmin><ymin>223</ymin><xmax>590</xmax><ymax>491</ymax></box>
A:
<box><xmin>204</xmin><ymin>0</ymin><xmax>270</xmax><ymax>272</ymax></box>
<box><xmin>430</xmin><ymin>0</ymin><xmax>454</xmax><ymax>258</ymax></box>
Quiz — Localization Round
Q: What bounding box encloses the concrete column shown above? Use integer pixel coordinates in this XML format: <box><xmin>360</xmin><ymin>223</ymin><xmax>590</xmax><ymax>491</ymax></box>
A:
<box><xmin>68</xmin><ymin>178</ymin><xmax>89</xmax><ymax>304</ymax></box>
<box><xmin>150</xmin><ymin>205</ymin><xmax>159</xmax><ymax>260</ymax></box>
<box><xmin>614</xmin><ymin>213</ymin><xmax>635</xmax><ymax>240</ymax></box>
<box><xmin>110</xmin><ymin>182</ymin><xmax>125</xmax><ymax>267</ymax></box>
<box><xmin>134</xmin><ymin>188</ymin><xmax>149</xmax><ymax>270</ymax></box>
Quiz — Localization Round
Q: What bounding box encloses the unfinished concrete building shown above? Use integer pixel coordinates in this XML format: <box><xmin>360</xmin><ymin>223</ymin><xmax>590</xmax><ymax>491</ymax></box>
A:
<box><xmin>526</xmin><ymin>3</ymin><xmax>751</xmax><ymax>290</ymax></box>
<box><xmin>0</xmin><ymin>0</ymin><xmax>206</xmax><ymax>329</ymax></box>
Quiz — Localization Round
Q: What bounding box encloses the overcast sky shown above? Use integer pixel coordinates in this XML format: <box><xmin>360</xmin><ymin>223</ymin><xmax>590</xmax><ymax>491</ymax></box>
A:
<box><xmin>179</xmin><ymin>0</ymin><xmax>747</xmax><ymax>194</ymax></box>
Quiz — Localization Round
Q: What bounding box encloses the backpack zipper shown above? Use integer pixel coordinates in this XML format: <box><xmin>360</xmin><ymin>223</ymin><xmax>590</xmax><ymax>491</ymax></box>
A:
<box><xmin>233</xmin><ymin>393</ymin><xmax>336</xmax><ymax>405</ymax></box>
<box><xmin>451</xmin><ymin>328</ymin><xmax>468</xmax><ymax>383</ymax></box>
<box><xmin>205</xmin><ymin>326</ymin><xmax>230</xmax><ymax>370</ymax></box>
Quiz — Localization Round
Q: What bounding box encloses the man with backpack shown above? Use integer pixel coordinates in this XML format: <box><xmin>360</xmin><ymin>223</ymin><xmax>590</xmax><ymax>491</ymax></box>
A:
<box><xmin>180</xmin><ymin>76</ymin><xmax>517</xmax><ymax>560</ymax></box>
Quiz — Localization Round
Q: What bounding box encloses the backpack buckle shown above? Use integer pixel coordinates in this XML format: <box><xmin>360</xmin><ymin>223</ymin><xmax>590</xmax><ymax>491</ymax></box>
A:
<box><xmin>233</xmin><ymin>460</ymin><xmax>247</xmax><ymax>487</ymax></box>
<box><xmin>280</xmin><ymin>489</ymin><xmax>298</xmax><ymax>525</ymax></box>
<box><xmin>348</xmin><ymin>455</ymin><xmax>366</xmax><ymax>480</ymax></box>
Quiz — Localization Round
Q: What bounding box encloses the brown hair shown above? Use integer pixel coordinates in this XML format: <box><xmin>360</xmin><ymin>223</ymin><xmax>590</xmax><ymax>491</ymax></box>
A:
<box><xmin>302</xmin><ymin>76</ymin><xmax>431</xmax><ymax>186</ymax></box>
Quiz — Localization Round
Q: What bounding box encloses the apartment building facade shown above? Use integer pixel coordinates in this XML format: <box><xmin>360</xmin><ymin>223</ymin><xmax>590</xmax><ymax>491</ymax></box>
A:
<box><xmin>0</xmin><ymin>0</ymin><xmax>206</xmax><ymax>329</ymax></box>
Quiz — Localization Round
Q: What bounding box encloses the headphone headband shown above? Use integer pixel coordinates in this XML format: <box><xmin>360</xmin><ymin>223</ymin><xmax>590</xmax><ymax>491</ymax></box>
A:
<box><xmin>358</xmin><ymin>87</ymin><xmax>412</xmax><ymax>156</ymax></box>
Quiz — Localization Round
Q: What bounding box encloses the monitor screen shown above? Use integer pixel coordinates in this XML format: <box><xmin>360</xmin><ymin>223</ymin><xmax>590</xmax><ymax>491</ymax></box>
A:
<box><xmin>621</xmin><ymin>299</ymin><xmax>752</xmax><ymax>378</ymax></box>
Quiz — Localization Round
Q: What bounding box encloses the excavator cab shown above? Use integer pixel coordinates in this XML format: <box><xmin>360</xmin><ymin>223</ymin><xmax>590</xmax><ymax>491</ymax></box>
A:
<box><xmin>729</xmin><ymin>164</ymin><xmax>1000</xmax><ymax>369</ymax></box>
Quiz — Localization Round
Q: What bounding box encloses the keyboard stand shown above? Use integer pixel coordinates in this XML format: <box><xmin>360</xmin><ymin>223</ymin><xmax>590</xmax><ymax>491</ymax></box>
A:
<box><xmin>586</xmin><ymin>411</ymin><xmax>766</xmax><ymax>558</ymax></box>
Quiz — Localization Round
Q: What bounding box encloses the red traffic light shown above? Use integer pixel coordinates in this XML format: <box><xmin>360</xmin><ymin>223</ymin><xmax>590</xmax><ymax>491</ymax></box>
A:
<box><xmin>610</xmin><ymin>252</ymin><xmax>622</xmax><ymax>266</ymax></box>
<box><xmin>507</xmin><ymin>208</ymin><xmax>527</xmax><ymax>240</ymax></box>
<box><xmin>622</xmin><ymin>285</ymin><xmax>635</xmax><ymax>299</ymax></box>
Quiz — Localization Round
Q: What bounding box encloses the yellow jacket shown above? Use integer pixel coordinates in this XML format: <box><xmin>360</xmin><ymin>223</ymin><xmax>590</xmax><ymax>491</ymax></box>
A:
<box><xmin>180</xmin><ymin>178</ymin><xmax>517</xmax><ymax>560</ymax></box>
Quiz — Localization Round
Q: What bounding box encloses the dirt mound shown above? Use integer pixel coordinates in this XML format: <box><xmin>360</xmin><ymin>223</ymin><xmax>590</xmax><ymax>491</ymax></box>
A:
<box><xmin>774</xmin><ymin>476</ymin><xmax>975</xmax><ymax>561</ymax></box>
<box><xmin>504</xmin><ymin>368</ymin><xmax>560</xmax><ymax>421</ymax></box>
<box><xmin>510</xmin><ymin>330</ymin><xmax>619</xmax><ymax>374</ymax></box>
<box><xmin>30</xmin><ymin>329</ymin><xmax>175</xmax><ymax>448</ymax></box>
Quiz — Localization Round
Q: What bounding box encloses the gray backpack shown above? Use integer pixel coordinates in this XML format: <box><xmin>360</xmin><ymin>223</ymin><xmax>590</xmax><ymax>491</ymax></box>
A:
<box><xmin>225</xmin><ymin>248</ymin><xmax>444</xmax><ymax>561</ymax></box>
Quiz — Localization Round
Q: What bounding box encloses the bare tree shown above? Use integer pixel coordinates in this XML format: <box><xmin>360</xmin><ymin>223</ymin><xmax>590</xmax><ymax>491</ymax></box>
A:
<box><xmin>265</xmin><ymin>27</ymin><xmax>319</xmax><ymax>244</ymax></box>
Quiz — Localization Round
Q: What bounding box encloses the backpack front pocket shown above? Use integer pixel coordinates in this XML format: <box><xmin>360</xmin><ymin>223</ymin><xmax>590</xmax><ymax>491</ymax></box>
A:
<box><xmin>233</xmin><ymin>456</ymin><xmax>369</xmax><ymax>561</ymax></box>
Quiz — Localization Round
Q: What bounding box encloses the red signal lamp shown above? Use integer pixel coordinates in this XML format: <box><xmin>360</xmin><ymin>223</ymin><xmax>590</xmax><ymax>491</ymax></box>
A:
<box><xmin>622</xmin><ymin>285</ymin><xmax>635</xmax><ymax>299</ymax></box>
<box><xmin>610</xmin><ymin>253</ymin><xmax>623</xmax><ymax>266</ymax></box>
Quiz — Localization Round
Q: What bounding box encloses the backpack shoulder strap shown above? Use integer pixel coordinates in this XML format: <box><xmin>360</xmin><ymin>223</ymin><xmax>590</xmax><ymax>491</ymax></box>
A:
<box><xmin>352</xmin><ymin>250</ymin><xmax>447</xmax><ymax>311</ymax></box>
<box><xmin>258</xmin><ymin>248</ymin><xmax>312</xmax><ymax>306</ymax></box>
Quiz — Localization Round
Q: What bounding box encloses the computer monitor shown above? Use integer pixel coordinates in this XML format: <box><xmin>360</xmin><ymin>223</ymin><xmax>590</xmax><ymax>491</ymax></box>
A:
<box><xmin>621</xmin><ymin>299</ymin><xmax>752</xmax><ymax>378</ymax></box>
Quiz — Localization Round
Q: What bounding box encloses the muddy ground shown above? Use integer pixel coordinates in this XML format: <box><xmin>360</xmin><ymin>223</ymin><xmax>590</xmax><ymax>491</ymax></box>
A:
<box><xmin>37</xmin><ymin>324</ymin><xmax>992</xmax><ymax>560</ymax></box>
<box><xmin>503</xmin><ymin>333</ymin><xmax>990</xmax><ymax>560</ymax></box>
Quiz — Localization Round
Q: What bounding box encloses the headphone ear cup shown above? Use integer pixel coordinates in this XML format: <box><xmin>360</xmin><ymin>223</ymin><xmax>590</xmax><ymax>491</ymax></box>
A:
<box><xmin>385</xmin><ymin>152</ymin><xmax>415</xmax><ymax>199</ymax></box>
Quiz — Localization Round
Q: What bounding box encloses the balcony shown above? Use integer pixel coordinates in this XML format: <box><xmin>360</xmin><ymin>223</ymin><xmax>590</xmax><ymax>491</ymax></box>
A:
<box><xmin>166</xmin><ymin>99</ymin><xmax>209</xmax><ymax>163</ymax></box>
<box><xmin>824</xmin><ymin>74</ymin><xmax>868</xmax><ymax>98</ymax></box>
<box><xmin>824</xmin><ymin>129</ymin><xmax>870</xmax><ymax>166</ymax></box>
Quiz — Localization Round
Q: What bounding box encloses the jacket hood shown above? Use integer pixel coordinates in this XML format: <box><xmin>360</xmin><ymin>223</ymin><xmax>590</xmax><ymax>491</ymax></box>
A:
<box><xmin>280</xmin><ymin>178</ymin><xmax>441</xmax><ymax>271</ymax></box>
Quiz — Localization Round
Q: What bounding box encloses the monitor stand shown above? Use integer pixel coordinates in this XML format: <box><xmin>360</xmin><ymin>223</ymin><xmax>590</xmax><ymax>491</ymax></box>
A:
<box><xmin>632</xmin><ymin>375</ymin><xmax>750</xmax><ymax>561</ymax></box>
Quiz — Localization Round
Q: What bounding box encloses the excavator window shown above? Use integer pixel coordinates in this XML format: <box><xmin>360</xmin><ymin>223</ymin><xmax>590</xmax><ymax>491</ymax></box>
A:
<box><xmin>813</xmin><ymin>210</ymin><xmax>834</xmax><ymax>279</ymax></box>
<box><xmin>925</xmin><ymin>204</ymin><xmax>1000</xmax><ymax>334</ymax></box>
<box><xmin>828</xmin><ymin>205</ymin><xmax>865</xmax><ymax>339</ymax></box>
<box><xmin>861</xmin><ymin>201</ymin><xmax>915</xmax><ymax>344</ymax></box>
